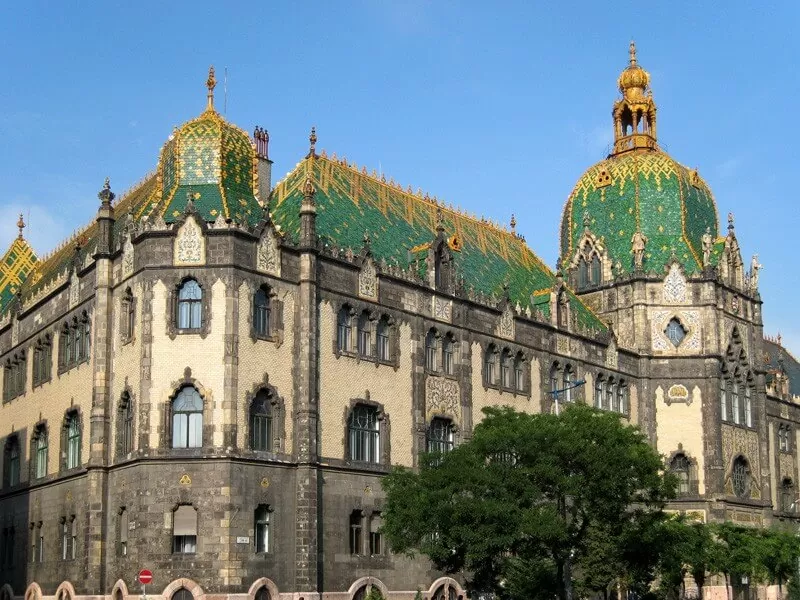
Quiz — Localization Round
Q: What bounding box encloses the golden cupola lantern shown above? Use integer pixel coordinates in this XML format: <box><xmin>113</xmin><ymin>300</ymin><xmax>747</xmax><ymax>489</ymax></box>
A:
<box><xmin>612</xmin><ymin>42</ymin><xmax>658</xmax><ymax>155</ymax></box>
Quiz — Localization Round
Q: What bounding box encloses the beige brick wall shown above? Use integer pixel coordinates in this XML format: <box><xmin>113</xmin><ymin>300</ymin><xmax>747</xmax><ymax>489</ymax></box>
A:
<box><xmin>150</xmin><ymin>278</ymin><xmax>226</xmax><ymax>448</ymax></box>
<box><xmin>0</xmin><ymin>318</ymin><xmax>94</xmax><ymax>479</ymax></box>
<box><xmin>318</xmin><ymin>301</ymin><xmax>414</xmax><ymax>466</ymax></box>
<box><xmin>236</xmin><ymin>280</ymin><xmax>296</xmax><ymax>451</ymax></box>
<box><xmin>655</xmin><ymin>384</ymin><xmax>705</xmax><ymax>494</ymax></box>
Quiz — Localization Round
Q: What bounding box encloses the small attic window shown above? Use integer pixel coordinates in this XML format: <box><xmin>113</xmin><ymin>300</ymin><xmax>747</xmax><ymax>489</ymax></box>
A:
<box><xmin>595</xmin><ymin>168</ymin><xmax>612</xmax><ymax>188</ymax></box>
<box><xmin>665</xmin><ymin>317</ymin><xmax>687</xmax><ymax>348</ymax></box>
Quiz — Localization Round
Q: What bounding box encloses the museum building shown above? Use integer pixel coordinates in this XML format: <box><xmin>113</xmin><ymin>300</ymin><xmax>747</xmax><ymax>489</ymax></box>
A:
<box><xmin>0</xmin><ymin>45</ymin><xmax>799</xmax><ymax>600</ymax></box>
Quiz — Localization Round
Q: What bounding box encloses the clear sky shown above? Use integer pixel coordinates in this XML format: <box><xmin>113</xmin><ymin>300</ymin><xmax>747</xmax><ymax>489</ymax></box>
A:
<box><xmin>1</xmin><ymin>2</ymin><xmax>798</xmax><ymax>350</ymax></box>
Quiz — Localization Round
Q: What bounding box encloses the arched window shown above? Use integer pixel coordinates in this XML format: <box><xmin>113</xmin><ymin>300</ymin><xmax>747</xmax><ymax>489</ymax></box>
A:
<box><xmin>65</xmin><ymin>412</ymin><xmax>81</xmax><ymax>470</ymax></box>
<box><xmin>670</xmin><ymin>454</ymin><xmax>691</xmax><ymax>495</ymax></box>
<box><xmin>376</xmin><ymin>316</ymin><xmax>391</xmax><ymax>361</ymax></box>
<box><xmin>665</xmin><ymin>317</ymin><xmax>687</xmax><ymax>347</ymax></box>
<box><xmin>171</xmin><ymin>387</ymin><xmax>203</xmax><ymax>449</ymax></box>
<box><xmin>743</xmin><ymin>384</ymin><xmax>752</xmax><ymax>427</ymax></box>
<box><xmin>337</xmin><ymin>306</ymin><xmax>353</xmax><ymax>352</ymax></box>
<box><xmin>500</xmin><ymin>349</ymin><xmax>513</xmax><ymax>387</ymax></box>
<box><xmin>731</xmin><ymin>456</ymin><xmax>749</xmax><ymax>498</ymax></box>
<box><xmin>119</xmin><ymin>392</ymin><xmax>134</xmax><ymax>456</ymax></box>
<box><xmin>427</xmin><ymin>418</ymin><xmax>454</xmax><ymax>454</ymax></box>
<box><xmin>172</xmin><ymin>506</ymin><xmax>197</xmax><ymax>554</ymax></box>
<box><xmin>425</xmin><ymin>329</ymin><xmax>439</xmax><ymax>372</ymax></box>
<box><xmin>731</xmin><ymin>381</ymin><xmax>740</xmax><ymax>425</ymax></box>
<box><xmin>121</xmin><ymin>287</ymin><xmax>135</xmax><ymax>342</ymax></box>
<box><xmin>595</xmin><ymin>376</ymin><xmax>604</xmax><ymax>409</ymax></box>
<box><xmin>254</xmin><ymin>504</ymin><xmax>271</xmax><ymax>553</ymax></box>
<box><xmin>253</xmin><ymin>287</ymin><xmax>271</xmax><ymax>338</ymax></box>
<box><xmin>250</xmin><ymin>389</ymin><xmax>273</xmax><ymax>452</ymax></box>
<box><xmin>73</xmin><ymin>317</ymin><xmax>83</xmax><ymax>362</ymax></box>
<box><xmin>550</xmin><ymin>363</ymin><xmax>560</xmax><ymax>402</ymax></box>
<box><xmin>720</xmin><ymin>378</ymin><xmax>728</xmax><ymax>421</ymax></box>
<box><xmin>606</xmin><ymin>377</ymin><xmax>615</xmax><ymax>412</ymax></box>
<box><xmin>6</xmin><ymin>436</ymin><xmax>20</xmax><ymax>486</ymax></box>
<box><xmin>442</xmin><ymin>333</ymin><xmax>456</xmax><ymax>375</ymax></box>
<box><xmin>485</xmin><ymin>345</ymin><xmax>498</xmax><ymax>385</ymax></box>
<box><xmin>617</xmin><ymin>381</ymin><xmax>627</xmax><ymax>414</ymax></box>
<box><xmin>348</xmin><ymin>404</ymin><xmax>380</xmax><ymax>463</ymax></box>
<box><xmin>34</xmin><ymin>426</ymin><xmax>48</xmax><ymax>479</ymax></box>
<box><xmin>177</xmin><ymin>279</ymin><xmax>203</xmax><ymax>330</ymax></box>
<box><xmin>171</xmin><ymin>590</ymin><xmax>193</xmax><ymax>600</ymax></box>
<box><xmin>357</xmin><ymin>312</ymin><xmax>372</xmax><ymax>357</ymax></box>
<box><xmin>578</xmin><ymin>256</ymin><xmax>589</xmax><ymax>289</ymax></box>
<box><xmin>432</xmin><ymin>585</ymin><xmax>457</xmax><ymax>600</ymax></box>
<box><xmin>782</xmin><ymin>478</ymin><xmax>795</xmax><ymax>513</ymax></box>
<box><xmin>562</xmin><ymin>365</ymin><xmax>574</xmax><ymax>403</ymax></box>
<box><xmin>514</xmin><ymin>352</ymin><xmax>525</xmax><ymax>392</ymax></box>
<box><xmin>590</xmin><ymin>254</ymin><xmax>601</xmax><ymax>285</ymax></box>
<box><xmin>60</xmin><ymin>322</ymin><xmax>72</xmax><ymax>367</ymax></box>
<box><xmin>255</xmin><ymin>588</ymin><xmax>271</xmax><ymax>600</ymax></box>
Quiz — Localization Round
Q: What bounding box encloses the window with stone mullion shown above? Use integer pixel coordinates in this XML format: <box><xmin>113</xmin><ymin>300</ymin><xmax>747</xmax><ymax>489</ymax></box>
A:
<box><xmin>348</xmin><ymin>405</ymin><xmax>379</xmax><ymax>463</ymax></box>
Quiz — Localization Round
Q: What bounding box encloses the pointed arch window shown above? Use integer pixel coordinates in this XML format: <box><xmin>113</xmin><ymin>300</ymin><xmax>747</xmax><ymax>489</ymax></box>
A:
<box><xmin>250</xmin><ymin>389</ymin><xmax>274</xmax><ymax>452</ymax></box>
<box><xmin>65</xmin><ymin>412</ymin><xmax>81</xmax><ymax>470</ymax></box>
<box><xmin>177</xmin><ymin>279</ymin><xmax>203</xmax><ymax>330</ymax></box>
<box><xmin>665</xmin><ymin>317</ymin><xmax>687</xmax><ymax>347</ymax></box>
<box><xmin>33</xmin><ymin>336</ymin><xmax>52</xmax><ymax>387</ymax></box>
<box><xmin>670</xmin><ymin>453</ymin><xmax>691</xmax><ymax>495</ymax></box>
<box><xmin>562</xmin><ymin>365</ymin><xmax>575</xmax><ymax>403</ymax></box>
<box><xmin>357</xmin><ymin>312</ymin><xmax>372</xmax><ymax>357</ymax></box>
<box><xmin>427</xmin><ymin>418</ymin><xmax>454</xmax><ymax>454</ymax></box>
<box><xmin>731</xmin><ymin>381</ymin><xmax>741</xmax><ymax>425</ymax></box>
<box><xmin>348</xmin><ymin>404</ymin><xmax>380</xmax><ymax>463</ymax></box>
<box><xmin>425</xmin><ymin>329</ymin><xmax>439</xmax><ymax>372</ymax></box>
<box><xmin>595</xmin><ymin>376</ymin><xmax>604</xmax><ymax>409</ymax></box>
<box><xmin>617</xmin><ymin>381</ymin><xmax>628</xmax><ymax>414</ymax></box>
<box><xmin>34</xmin><ymin>426</ymin><xmax>48</xmax><ymax>479</ymax></box>
<box><xmin>743</xmin><ymin>384</ymin><xmax>752</xmax><ymax>427</ymax></box>
<box><xmin>4</xmin><ymin>436</ymin><xmax>20</xmax><ymax>487</ymax></box>
<box><xmin>500</xmin><ymin>348</ymin><xmax>513</xmax><ymax>387</ymax></box>
<box><xmin>253</xmin><ymin>286</ymin><xmax>271</xmax><ymax>338</ymax></box>
<box><xmin>336</xmin><ymin>305</ymin><xmax>353</xmax><ymax>352</ymax></box>
<box><xmin>118</xmin><ymin>392</ymin><xmax>134</xmax><ymax>456</ymax></box>
<box><xmin>578</xmin><ymin>256</ymin><xmax>589</xmax><ymax>289</ymax></box>
<box><xmin>732</xmin><ymin>456</ymin><xmax>749</xmax><ymax>498</ymax></box>
<box><xmin>606</xmin><ymin>377</ymin><xmax>615</xmax><ymax>411</ymax></box>
<box><xmin>485</xmin><ymin>344</ymin><xmax>498</xmax><ymax>385</ymax></box>
<box><xmin>590</xmin><ymin>254</ymin><xmax>602</xmax><ymax>285</ymax></box>
<box><xmin>514</xmin><ymin>352</ymin><xmax>525</xmax><ymax>392</ymax></box>
<box><xmin>376</xmin><ymin>316</ymin><xmax>391</xmax><ymax>361</ymax></box>
<box><xmin>720</xmin><ymin>378</ymin><xmax>728</xmax><ymax>421</ymax></box>
<box><xmin>121</xmin><ymin>287</ymin><xmax>136</xmax><ymax>343</ymax></box>
<box><xmin>171</xmin><ymin>386</ymin><xmax>203</xmax><ymax>449</ymax></box>
<box><xmin>442</xmin><ymin>333</ymin><xmax>456</xmax><ymax>375</ymax></box>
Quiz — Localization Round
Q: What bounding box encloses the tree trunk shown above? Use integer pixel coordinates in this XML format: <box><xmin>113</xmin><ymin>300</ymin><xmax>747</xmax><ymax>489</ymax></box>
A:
<box><xmin>724</xmin><ymin>573</ymin><xmax>732</xmax><ymax>600</ymax></box>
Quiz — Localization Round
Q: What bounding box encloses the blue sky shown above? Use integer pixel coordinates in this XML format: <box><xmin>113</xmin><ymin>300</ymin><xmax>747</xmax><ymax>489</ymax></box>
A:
<box><xmin>1</xmin><ymin>2</ymin><xmax>798</xmax><ymax>350</ymax></box>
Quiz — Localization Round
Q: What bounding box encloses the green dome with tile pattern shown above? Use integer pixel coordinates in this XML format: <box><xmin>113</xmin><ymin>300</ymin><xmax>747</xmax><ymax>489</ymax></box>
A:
<box><xmin>560</xmin><ymin>150</ymin><xmax>719</xmax><ymax>275</ymax></box>
<box><xmin>153</xmin><ymin>67</ymin><xmax>261</xmax><ymax>225</ymax></box>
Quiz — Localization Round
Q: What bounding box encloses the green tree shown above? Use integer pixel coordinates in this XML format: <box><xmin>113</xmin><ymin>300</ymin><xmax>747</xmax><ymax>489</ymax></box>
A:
<box><xmin>381</xmin><ymin>404</ymin><xmax>673</xmax><ymax>600</ymax></box>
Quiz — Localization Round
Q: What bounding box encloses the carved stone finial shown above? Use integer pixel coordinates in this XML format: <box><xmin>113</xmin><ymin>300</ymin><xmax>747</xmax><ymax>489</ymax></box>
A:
<box><xmin>435</xmin><ymin>206</ymin><xmax>444</xmax><ymax>233</ymax></box>
<box><xmin>16</xmin><ymin>213</ymin><xmax>25</xmax><ymax>240</ymax></box>
<box><xmin>727</xmin><ymin>212</ymin><xmax>735</xmax><ymax>231</ymax></box>
<box><xmin>206</xmin><ymin>66</ymin><xmax>216</xmax><ymax>111</ymax></box>
<box><xmin>629</xmin><ymin>40</ymin><xmax>637</xmax><ymax>66</ymax></box>
<box><xmin>309</xmin><ymin>126</ymin><xmax>317</xmax><ymax>155</ymax></box>
<box><xmin>98</xmin><ymin>177</ymin><xmax>115</xmax><ymax>207</ymax></box>
<box><xmin>510</xmin><ymin>214</ymin><xmax>516</xmax><ymax>234</ymax></box>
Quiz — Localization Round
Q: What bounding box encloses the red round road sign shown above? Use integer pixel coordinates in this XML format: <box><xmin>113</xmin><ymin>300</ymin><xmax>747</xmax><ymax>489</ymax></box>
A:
<box><xmin>138</xmin><ymin>570</ymin><xmax>153</xmax><ymax>585</ymax></box>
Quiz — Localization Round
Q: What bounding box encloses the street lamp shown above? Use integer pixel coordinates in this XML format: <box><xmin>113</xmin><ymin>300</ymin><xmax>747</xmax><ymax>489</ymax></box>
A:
<box><xmin>550</xmin><ymin>379</ymin><xmax>586</xmax><ymax>416</ymax></box>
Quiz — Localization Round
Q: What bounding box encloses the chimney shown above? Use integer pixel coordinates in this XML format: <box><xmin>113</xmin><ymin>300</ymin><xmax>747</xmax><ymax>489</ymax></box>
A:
<box><xmin>254</xmin><ymin>126</ymin><xmax>272</xmax><ymax>203</ymax></box>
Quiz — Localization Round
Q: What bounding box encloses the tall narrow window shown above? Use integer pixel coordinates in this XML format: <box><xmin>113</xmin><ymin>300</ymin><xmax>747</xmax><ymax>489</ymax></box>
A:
<box><xmin>60</xmin><ymin>323</ymin><xmax>71</xmax><ymax>368</ymax></box>
<box><xmin>250</xmin><ymin>389</ymin><xmax>273</xmax><ymax>452</ymax></box>
<box><xmin>595</xmin><ymin>377</ymin><xmax>604</xmax><ymax>409</ymax></box>
<box><xmin>369</xmin><ymin>512</ymin><xmax>383</xmax><ymax>556</ymax></box>
<box><xmin>485</xmin><ymin>345</ymin><xmax>498</xmax><ymax>385</ymax></box>
<box><xmin>173</xmin><ymin>506</ymin><xmax>197</xmax><ymax>554</ymax></box>
<box><xmin>782</xmin><ymin>479</ymin><xmax>795</xmax><ymax>513</ymax></box>
<box><xmin>81</xmin><ymin>316</ymin><xmax>91</xmax><ymax>360</ymax></box>
<box><xmin>177</xmin><ymin>279</ymin><xmax>203</xmax><ymax>330</ymax></box>
<box><xmin>720</xmin><ymin>379</ymin><xmax>728</xmax><ymax>421</ymax></box>
<box><xmin>254</xmin><ymin>505</ymin><xmax>271</xmax><ymax>553</ymax></box>
<box><xmin>337</xmin><ymin>306</ymin><xmax>353</xmax><ymax>352</ymax></box>
<box><xmin>357</xmin><ymin>312</ymin><xmax>372</xmax><ymax>357</ymax></box>
<box><xmin>6</xmin><ymin>436</ymin><xmax>20</xmax><ymax>487</ymax></box>
<box><xmin>617</xmin><ymin>382</ymin><xmax>627</xmax><ymax>414</ymax></box>
<box><xmin>348</xmin><ymin>404</ymin><xmax>380</xmax><ymax>463</ymax></box>
<box><xmin>732</xmin><ymin>457</ymin><xmax>749</xmax><ymax>498</ymax></box>
<box><xmin>731</xmin><ymin>382</ymin><xmax>740</xmax><ymax>425</ymax></box>
<box><xmin>562</xmin><ymin>366</ymin><xmax>574</xmax><ymax>403</ymax></box>
<box><xmin>119</xmin><ymin>393</ymin><xmax>134</xmax><ymax>456</ymax></box>
<box><xmin>37</xmin><ymin>524</ymin><xmax>44</xmax><ymax>563</ymax></box>
<box><xmin>376</xmin><ymin>317</ymin><xmax>390</xmax><ymax>361</ymax></box>
<box><xmin>606</xmin><ymin>379</ymin><xmax>615</xmax><ymax>412</ymax></box>
<box><xmin>500</xmin><ymin>349</ymin><xmax>512</xmax><ymax>387</ymax></box>
<box><xmin>171</xmin><ymin>387</ymin><xmax>203</xmax><ymax>449</ymax></box>
<box><xmin>122</xmin><ymin>288</ymin><xmax>136</xmax><ymax>341</ymax></box>
<box><xmin>514</xmin><ymin>353</ymin><xmax>525</xmax><ymax>392</ymax></box>
<box><xmin>65</xmin><ymin>412</ymin><xmax>81</xmax><ymax>469</ymax></box>
<box><xmin>61</xmin><ymin>519</ymin><xmax>69</xmax><ymax>560</ymax></box>
<box><xmin>253</xmin><ymin>287</ymin><xmax>271</xmax><ymax>338</ymax></box>
<box><xmin>670</xmin><ymin>454</ymin><xmax>691</xmax><ymax>495</ymax></box>
<box><xmin>427</xmin><ymin>418</ymin><xmax>454</xmax><ymax>454</ymax></box>
<box><xmin>550</xmin><ymin>364</ymin><xmax>560</xmax><ymax>402</ymax></box>
<box><xmin>578</xmin><ymin>257</ymin><xmax>588</xmax><ymax>289</ymax></box>
<box><xmin>743</xmin><ymin>385</ymin><xmax>752</xmax><ymax>427</ymax></box>
<box><xmin>73</xmin><ymin>319</ymin><xmax>83</xmax><ymax>362</ymax></box>
<box><xmin>590</xmin><ymin>254</ymin><xmax>601</xmax><ymax>285</ymax></box>
<box><xmin>425</xmin><ymin>329</ymin><xmax>439</xmax><ymax>372</ymax></box>
<box><xmin>442</xmin><ymin>334</ymin><xmax>455</xmax><ymax>375</ymax></box>
<box><xmin>119</xmin><ymin>508</ymin><xmax>128</xmax><ymax>556</ymax></box>
<box><xmin>35</xmin><ymin>428</ymin><xmax>48</xmax><ymax>479</ymax></box>
<box><xmin>349</xmin><ymin>510</ymin><xmax>363</xmax><ymax>555</ymax></box>
<box><xmin>4</xmin><ymin>527</ymin><xmax>14</xmax><ymax>568</ymax></box>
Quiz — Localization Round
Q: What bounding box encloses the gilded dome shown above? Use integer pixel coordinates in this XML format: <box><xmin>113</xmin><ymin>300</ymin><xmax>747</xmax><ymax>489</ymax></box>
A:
<box><xmin>559</xmin><ymin>150</ymin><xmax>719</xmax><ymax>276</ymax></box>
<box><xmin>154</xmin><ymin>67</ymin><xmax>261</xmax><ymax>224</ymax></box>
<box><xmin>617</xmin><ymin>42</ymin><xmax>650</xmax><ymax>94</ymax></box>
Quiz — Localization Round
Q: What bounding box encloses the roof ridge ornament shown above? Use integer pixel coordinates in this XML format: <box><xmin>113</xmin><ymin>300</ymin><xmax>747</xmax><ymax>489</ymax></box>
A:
<box><xmin>206</xmin><ymin>65</ymin><xmax>217</xmax><ymax>112</ymax></box>
<box><xmin>17</xmin><ymin>213</ymin><xmax>25</xmax><ymax>240</ymax></box>
<box><xmin>629</xmin><ymin>40</ymin><xmax>637</xmax><ymax>66</ymax></box>
<box><xmin>98</xmin><ymin>177</ymin><xmax>115</xmax><ymax>208</ymax></box>
<box><xmin>309</xmin><ymin>126</ymin><xmax>317</xmax><ymax>156</ymax></box>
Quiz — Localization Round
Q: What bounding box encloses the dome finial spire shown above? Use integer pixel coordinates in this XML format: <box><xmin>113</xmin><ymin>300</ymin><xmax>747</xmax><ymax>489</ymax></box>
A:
<box><xmin>629</xmin><ymin>40</ymin><xmax>637</xmax><ymax>66</ymax></box>
<box><xmin>206</xmin><ymin>65</ymin><xmax>217</xmax><ymax>111</ymax></box>
<box><xmin>17</xmin><ymin>213</ymin><xmax>25</xmax><ymax>240</ymax></box>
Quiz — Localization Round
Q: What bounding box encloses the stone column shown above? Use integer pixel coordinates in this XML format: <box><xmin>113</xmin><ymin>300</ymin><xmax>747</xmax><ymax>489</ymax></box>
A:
<box><xmin>293</xmin><ymin>171</ymin><xmax>321</xmax><ymax>597</ymax></box>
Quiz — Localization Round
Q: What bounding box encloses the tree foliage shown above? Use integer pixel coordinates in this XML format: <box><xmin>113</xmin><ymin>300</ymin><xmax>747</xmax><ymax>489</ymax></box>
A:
<box><xmin>381</xmin><ymin>404</ymin><xmax>674</xmax><ymax>600</ymax></box>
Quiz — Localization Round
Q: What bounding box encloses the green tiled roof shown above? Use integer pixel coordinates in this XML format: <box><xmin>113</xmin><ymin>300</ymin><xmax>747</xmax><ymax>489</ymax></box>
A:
<box><xmin>270</xmin><ymin>155</ymin><xmax>606</xmax><ymax>332</ymax></box>
<box><xmin>0</xmin><ymin>237</ymin><xmax>37</xmax><ymax>312</ymax></box>
<box><xmin>561</xmin><ymin>150</ymin><xmax>721</xmax><ymax>275</ymax></box>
